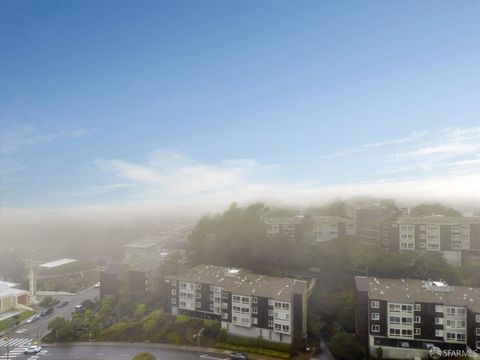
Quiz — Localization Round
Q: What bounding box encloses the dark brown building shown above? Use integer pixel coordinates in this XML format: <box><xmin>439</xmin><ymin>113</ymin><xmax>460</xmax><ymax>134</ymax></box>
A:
<box><xmin>355</xmin><ymin>276</ymin><xmax>480</xmax><ymax>359</ymax></box>
<box><xmin>379</xmin><ymin>216</ymin><xmax>480</xmax><ymax>267</ymax></box>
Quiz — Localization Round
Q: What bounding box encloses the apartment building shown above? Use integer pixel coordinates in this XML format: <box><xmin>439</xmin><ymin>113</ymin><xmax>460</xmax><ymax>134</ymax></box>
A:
<box><xmin>264</xmin><ymin>216</ymin><xmax>304</xmax><ymax>241</ymax></box>
<box><xmin>353</xmin><ymin>205</ymin><xmax>401</xmax><ymax>243</ymax></box>
<box><xmin>355</xmin><ymin>276</ymin><xmax>480</xmax><ymax>359</ymax></box>
<box><xmin>379</xmin><ymin>217</ymin><xmax>480</xmax><ymax>266</ymax></box>
<box><xmin>309</xmin><ymin>216</ymin><xmax>357</xmax><ymax>242</ymax></box>
<box><xmin>165</xmin><ymin>265</ymin><xmax>308</xmax><ymax>347</ymax></box>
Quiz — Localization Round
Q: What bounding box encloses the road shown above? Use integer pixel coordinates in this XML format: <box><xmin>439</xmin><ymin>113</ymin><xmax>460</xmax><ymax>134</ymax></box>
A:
<box><xmin>0</xmin><ymin>287</ymin><xmax>99</xmax><ymax>359</ymax></box>
<box><xmin>37</xmin><ymin>344</ymin><xmax>231</xmax><ymax>360</ymax></box>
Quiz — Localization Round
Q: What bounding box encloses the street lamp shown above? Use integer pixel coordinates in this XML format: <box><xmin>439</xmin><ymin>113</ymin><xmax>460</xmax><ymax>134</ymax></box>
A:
<box><xmin>193</xmin><ymin>328</ymin><xmax>205</xmax><ymax>354</ymax></box>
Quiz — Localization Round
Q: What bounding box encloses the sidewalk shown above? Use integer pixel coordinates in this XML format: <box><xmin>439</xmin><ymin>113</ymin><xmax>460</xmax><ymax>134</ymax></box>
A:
<box><xmin>43</xmin><ymin>341</ymin><xmax>290</xmax><ymax>360</ymax></box>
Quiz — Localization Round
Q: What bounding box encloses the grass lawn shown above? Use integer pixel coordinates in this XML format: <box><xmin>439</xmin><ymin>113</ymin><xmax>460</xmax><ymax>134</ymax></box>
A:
<box><xmin>0</xmin><ymin>310</ymin><xmax>35</xmax><ymax>332</ymax></box>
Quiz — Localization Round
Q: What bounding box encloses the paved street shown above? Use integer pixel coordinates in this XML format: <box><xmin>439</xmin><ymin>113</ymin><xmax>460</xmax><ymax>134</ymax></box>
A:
<box><xmin>0</xmin><ymin>287</ymin><xmax>99</xmax><ymax>359</ymax></box>
<box><xmin>1</xmin><ymin>343</ymin><xmax>231</xmax><ymax>360</ymax></box>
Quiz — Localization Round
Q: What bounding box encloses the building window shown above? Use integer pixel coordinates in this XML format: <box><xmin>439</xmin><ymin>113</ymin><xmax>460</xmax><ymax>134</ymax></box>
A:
<box><xmin>268</xmin><ymin>299</ymin><xmax>274</xmax><ymax>306</ymax></box>
<box><xmin>414</xmin><ymin>316</ymin><xmax>421</xmax><ymax>323</ymax></box>
<box><xmin>252</xmin><ymin>296</ymin><xmax>258</xmax><ymax>304</ymax></box>
<box><xmin>171</xmin><ymin>297</ymin><xmax>176</xmax><ymax>304</ymax></box>
<box><xmin>252</xmin><ymin>318</ymin><xmax>258</xmax><ymax>325</ymax></box>
<box><xmin>371</xmin><ymin>313</ymin><xmax>380</xmax><ymax>321</ymax></box>
<box><xmin>476</xmin><ymin>328</ymin><xmax>480</xmax><ymax>336</ymax></box>
<box><xmin>210</xmin><ymin>304</ymin><xmax>214</xmax><ymax>311</ymax></box>
<box><xmin>268</xmin><ymin>320</ymin><xmax>273</xmax><ymax>327</ymax></box>
<box><xmin>252</xmin><ymin>307</ymin><xmax>258</xmax><ymax>314</ymax></box>
<box><xmin>435</xmin><ymin>317</ymin><xmax>443</xmax><ymax>325</ymax></box>
<box><xmin>222</xmin><ymin>313</ymin><xmax>228</xmax><ymax>320</ymax></box>
<box><xmin>268</xmin><ymin>309</ymin><xmax>273</xmax><ymax>317</ymax></box>
<box><xmin>172</xmin><ymin>280</ymin><xmax>177</xmax><ymax>286</ymax></box>
<box><xmin>414</xmin><ymin>328</ymin><xmax>421</xmax><ymax>336</ymax></box>
<box><xmin>435</xmin><ymin>305</ymin><xmax>444</xmax><ymax>313</ymax></box>
<box><xmin>197</xmin><ymin>284</ymin><xmax>201</xmax><ymax>290</ymax></box>
<box><xmin>196</xmin><ymin>293</ymin><xmax>201</xmax><ymax>299</ymax></box>
<box><xmin>476</xmin><ymin>341</ymin><xmax>480</xmax><ymax>350</ymax></box>
<box><xmin>222</xmin><ymin>302</ymin><xmax>228</xmax><ymax>309</ymax></box>
<box><xmin>414</xmin><ymin>304</ymin><xmax>421</xmax><ymax>311</ymax></box>
<box><xmin>477</xmin><ymin>314</ymin><xmax>480</xmax><ymax>323</ymax></box>
<box><xmin>222</xmin><ymin>292</ymin><xmax>228</xmax><ymax>299</ymax></box>
<box><xmin>435</xmin><ymin>329</ymin><xmax>444</xmax><ymax>337</ymax></box>
<box><xmin>371</xmin><ymin>325</ymin><xmax>380</xmax><ymax>333</ymax></box>
<box><xmin>371</xmin><ymin>300</ymin><xmax>380</xmax><ymax>309</ymax></box>
<box><xmin>171</xmin><ymin>289</ymin><xmax>176</xmax><ymax>295</ymax></box>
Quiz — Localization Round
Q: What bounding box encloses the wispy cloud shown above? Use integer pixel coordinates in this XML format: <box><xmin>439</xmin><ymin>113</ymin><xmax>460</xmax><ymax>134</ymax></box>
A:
<box><xmin>94</xmin><ymin>149</ymin><xmax>274</xmax><ymax>198</ymax></box>
<box><xmin>320</xmin><ymin>130</ymin><xmax>428</xmax><ymax>159</ymax></box>
<box><xmin>0</xmin><ymin>125</ymin><xmax>88</xmax><ymax>154</ymax></box>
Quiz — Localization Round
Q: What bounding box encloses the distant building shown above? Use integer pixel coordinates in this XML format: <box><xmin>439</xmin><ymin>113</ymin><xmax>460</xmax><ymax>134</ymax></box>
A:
<box><xmin>352</xmin><ymin>205</ymin><xmax>400</xmax><ymax>243</ymax></box>
<box><xmin>99</xmin><ymin>262</ymin><xmax>127</xmax><ymax>298</ymax></box>
<box><xmin>264</xmin><ymin>216</ymin><xmax>305</xmax><ymax>241</ymax></box>
<box><xmin>165</xmin><ymin>265</ymin><xmax>308</xmax><ymax>347</ymax></box>
<box><xmin>0</xmin><ymin>281</ymin><xmax>29</xmax><ymax>315</ymax></box>
<box><xmin>355</xmin><ymin>276</ymin><xmax>480</xmax><ymax>359</ymax></box>
<box><xmin>309</xmin><ymin>216</ymin><xmax>357</xmax><ymax>242</ymax></box>
<box><xmin>123</xmin><ymin>237</ymin><xmax>165</xmax><ymax>260</ymax></box>
<box><xmin>379</xmin><ymin>216</ymin><xmax>480</xmax><ymax>267</ymax></box>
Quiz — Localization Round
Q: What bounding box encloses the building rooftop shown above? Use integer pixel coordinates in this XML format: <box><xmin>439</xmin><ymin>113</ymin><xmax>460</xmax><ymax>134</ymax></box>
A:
<box><xmin>0</xmin><ymin>281</ymin><xmax>28</xmax><ymax>299</ymax></box>
<box><xmin>264</xmin><ymin>216</ymin><xmax>304</xmax><ymax>225</ymax></box>
<box><xmin>124</xmin><ymin>236</ymin><xmax>165</xmax><ymax>249</ymax></box>
<box><xmin>39</xmin><ymin>258</ymin><xmax>77</xmax><ymax>268</ymax></box>
<box><xmin>167</xmin><ymin>265</ymin><xmax>307</xmax><ymax>301</ymax></box>
<box><xmin>355</xmin><ymin>276</ymin><xmax>480</xmax><ymax>312</ymax></box>
<box><xmin>396</xmin><ymin>216</ymin><xmax>480</xmax><ymax>224</ymax></box>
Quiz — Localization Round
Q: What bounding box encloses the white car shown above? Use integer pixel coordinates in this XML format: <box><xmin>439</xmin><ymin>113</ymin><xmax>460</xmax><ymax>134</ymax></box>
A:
<box><xmin>26</xmin><ymin>315</ymin><xmax>40</xmax><ymax>323</ymax></box>
<box><xmin>94</xmin><ymin>282</ymin><xmax>100</xmax><ymax>288</ymax></box>
<box><xmin>24</xmin><ymin>345</ymin><xmax>42</xmax><ymax>354</ymax></box>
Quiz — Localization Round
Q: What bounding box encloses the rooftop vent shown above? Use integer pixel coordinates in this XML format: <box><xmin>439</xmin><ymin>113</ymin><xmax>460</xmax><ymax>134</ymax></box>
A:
<box><xmin>426</xmin><ymin>280</ymin><xmax>452</xmax><ymax>292</ymax></box>
<box><xmin>226</xmin><ymin>268</ymin><xmax>240</xmax><ymax>277</ymax></box>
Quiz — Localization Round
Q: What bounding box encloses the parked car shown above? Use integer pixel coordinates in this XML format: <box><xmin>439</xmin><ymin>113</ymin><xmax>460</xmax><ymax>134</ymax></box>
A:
<box><xmin>26</xmin><ymin>315</ymin><xmax>40</xmax><ymax>323</ymax></box>
<box><xmin>230</xmin><ymin>352</ymin><xmax>248</xmax><ymax>360</ymax></box>
<box><xmin>57</xmin><ymin>300</ymin><xmax>69</xmax><ymax>308</ymax></box>
<box><xmin>74</xmin><ymin>304</ymin><xmax>83</xmax><ymax>312</ymax></box>
<box><xmin>41</xmin><ymin>307</ymin><xmax>54</xmax><ymax>316</ymax></box>
<box><xmin>24</xmin><ymin>345</ymin><xmax>42</xmax><ymax>354</ymax></box>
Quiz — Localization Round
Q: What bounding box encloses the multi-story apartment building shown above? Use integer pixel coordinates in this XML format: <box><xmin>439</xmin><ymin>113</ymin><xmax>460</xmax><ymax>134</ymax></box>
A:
<box><xmin>309</xmin><ymin>216</ymin><xmax>357</xmax><ymax>242</ymax></box>
<box><xmin>379</xmin><ymin>217</ymin><xmax>480</xmax><ymax>267</ymax></box>
<box><xmin>353</xmin><ymin>205</ymin><xmax>401</xmax><ymax>244</ymax></box>
<box><xmin>264</xmin><ymin>216</ymin><xmax>305</xmax><ymax>241</ymax></box>
<box><xmin>355</xmin><ymin>276</ymin><xmax>480</xmax><ymax>359</ymax></box>
<box><xmin>165</xmin><ymin>265</ymin><xmax>307</xmax><ymax>347</ymax></box>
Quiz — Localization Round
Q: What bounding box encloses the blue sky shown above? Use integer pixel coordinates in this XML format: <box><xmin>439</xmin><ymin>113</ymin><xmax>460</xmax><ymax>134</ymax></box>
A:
<box><xmin>1</xmin><ymin>0</ymin><xmax>479</xmax><ymax>210</ymax></box>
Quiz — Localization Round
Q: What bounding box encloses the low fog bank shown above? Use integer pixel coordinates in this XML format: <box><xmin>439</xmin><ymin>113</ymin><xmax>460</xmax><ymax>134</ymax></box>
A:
<box><xmin>1</xmin><ymin>189</ymin><xmax>479</xmax><ymax>259</ymax></box>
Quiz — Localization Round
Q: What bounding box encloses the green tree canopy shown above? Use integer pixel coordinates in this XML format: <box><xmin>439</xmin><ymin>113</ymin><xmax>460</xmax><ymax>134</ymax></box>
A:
<box><xmin>132</xmin><ymin>352</ymin><xmax>156</xmax><ymax>360</ymax></box>
<box><xmin>328</xmin><ymin>333</ymin><xmax>365</xmax><ymax>360</ymax></box>
<box><xmin>410</xmin><ymin>203</ymin><xmax>461</xmax><ymax>217</ymax></box>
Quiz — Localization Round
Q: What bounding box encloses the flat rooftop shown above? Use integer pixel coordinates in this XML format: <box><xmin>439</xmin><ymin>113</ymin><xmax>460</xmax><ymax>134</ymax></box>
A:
<box><xmin>0</xmin><ymin>281</ymin><xmax>28</xmax><ymax>298</ymax></box>
<box><xmin>167</xmin><ymin>265</ymin><xmax>307</xmax><ymax>301</ymax></box>
<box><xmin>355</xmin><ymin>276</ymin><xmax>480</xmax><ymax>312</ymax></box>
<box><xmin>40</xmin><ymin>258</ymin><xmax>77</xmax><ymax>268</ymax></box>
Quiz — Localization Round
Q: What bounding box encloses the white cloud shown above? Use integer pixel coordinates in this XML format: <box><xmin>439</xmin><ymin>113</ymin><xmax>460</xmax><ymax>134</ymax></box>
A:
<box><xmin>95</xmin><ymin>149</ymin><xmax>270</xmax><ymax>198</ymax></box>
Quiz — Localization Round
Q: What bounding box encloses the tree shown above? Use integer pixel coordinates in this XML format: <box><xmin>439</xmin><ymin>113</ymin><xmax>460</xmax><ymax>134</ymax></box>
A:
<box><xmin>48</xmin><ymin>317</ymin><xmax>73</xmax><ymax>342</ymax></box>
<box><xmin>40</xmin><ymin>295</ymin><xmax>59</xmax><ymax>308</ymax></box>
<box><xmin>328</xmin><ymin>333</ymin><xmax>365</xmax><ymax>360</ymax></box>
<box><xmin>134</xmin><ymin>304</ymin><xmax>146</xmax><ymax>320</ymax></box>
<box><xmin>132</xmin><ymin>352</ymin><xmax>156</xmax><ymax>360</ymax></box>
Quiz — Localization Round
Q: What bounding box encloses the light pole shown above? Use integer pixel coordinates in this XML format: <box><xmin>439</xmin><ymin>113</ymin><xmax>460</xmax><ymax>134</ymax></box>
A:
<box><xmin>193</xmin><ymin>328</ymin><xmax>205</xmax><ymax>354</ymax></box>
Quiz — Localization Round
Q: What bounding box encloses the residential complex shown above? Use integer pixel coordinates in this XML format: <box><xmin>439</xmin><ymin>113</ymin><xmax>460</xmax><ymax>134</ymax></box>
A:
<box><xmin>351</xmin><ymin>204</ymin><xmax>401</xmax><ymax>243</ymax></box>
<box><xmin>379</xmin><ymin>216</ymin><xmax>480</xmax><ymax>266</ymax></box>
<box><xmin>310</xmin><ymin>216</ymin><xmax>357</xmax><ymax>242</ymax></box>
<box><xmin>355</xmin><ymin>276</ymin><xmax>480</xmax><ymax>359</ymax></box>
<box><xmin>264</xmin><ymin>216</ymin><xmax>305</xmax><ymax>241</ymax></box>
<box><xmin>165</xmin><ymin>265</ymin><xmax>307</xmax><ymax>347</ymax></box>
